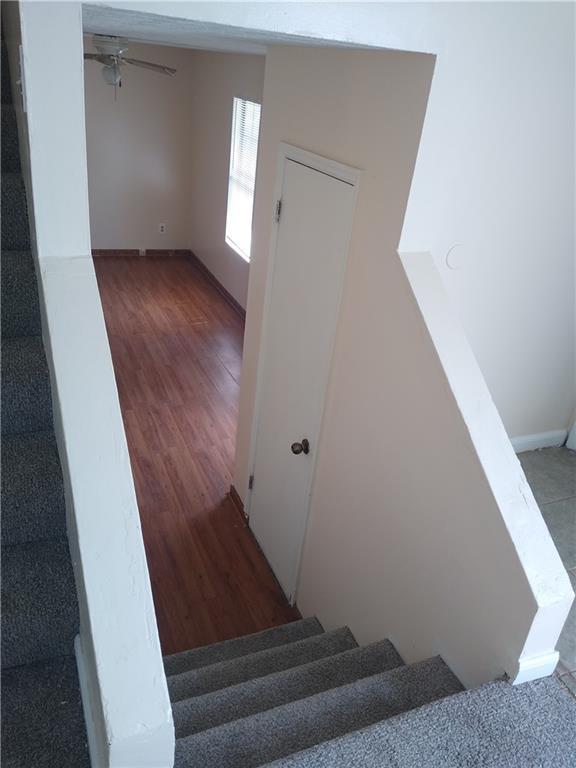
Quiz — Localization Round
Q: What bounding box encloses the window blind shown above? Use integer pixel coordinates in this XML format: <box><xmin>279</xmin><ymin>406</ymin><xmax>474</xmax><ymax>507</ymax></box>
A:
<box><xmin>226</xmin><ymin>97</ymin><xmax>261</xmax><ymax>261</ymax></box>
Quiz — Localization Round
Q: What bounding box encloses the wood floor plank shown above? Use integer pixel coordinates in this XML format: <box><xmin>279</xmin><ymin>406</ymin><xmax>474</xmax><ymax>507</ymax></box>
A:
<box><xmin>94</xmin><ymin>254</ymin><xmax>299</xmax><ymax>654</ymax></box>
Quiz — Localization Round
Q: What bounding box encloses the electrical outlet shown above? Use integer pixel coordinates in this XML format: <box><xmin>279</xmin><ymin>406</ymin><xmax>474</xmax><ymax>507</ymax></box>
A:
<box><xmin>158</xmin><ymin>223</ymin><xmax>167</xmax><ymax>234</ymax></box>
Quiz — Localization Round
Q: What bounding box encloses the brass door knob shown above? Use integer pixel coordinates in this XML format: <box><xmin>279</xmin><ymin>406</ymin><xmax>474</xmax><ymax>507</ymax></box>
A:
<box><xmin>291</xmin><ymin>439</ymin><xmax>310</xmax><ymax>455</ymax></box>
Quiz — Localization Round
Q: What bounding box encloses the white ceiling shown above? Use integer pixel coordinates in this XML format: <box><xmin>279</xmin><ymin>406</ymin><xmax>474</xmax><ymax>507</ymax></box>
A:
<box><xmin>82</xmin><ymin>4</ymin><xmax>357</xmax><ymax>55</ymax></box>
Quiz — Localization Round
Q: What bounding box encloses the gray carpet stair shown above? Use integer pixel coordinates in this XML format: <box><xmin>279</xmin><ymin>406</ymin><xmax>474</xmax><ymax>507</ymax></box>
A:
<box><xmin>1</xmin><ymin>35</ymin><xmax>89</xmax><ymax>767</ymax></box>
<box><xmin>1</xmin><ymin>336</ymin><xmax>53</xmax><ymax>434</ymax></box>
<box><xmin>174</xmin><ymin>654</ymin><xmax>462</xmax><ymax>768</ymax></box>
<box><xmin>266</xmin><ymin>675</ymin><xmax>576</xmax><ymax>768</ymax></box>
<box><xmin>2</xmin><ymin>104</ymin><xmax>20</xmax><ymax>172</ymax></box>
<box><xmin>168</xmin><ymin>618</ymin><xmax>576</xmax><ymax>768</ymax></box>
<box><xmin>2</xmin><ymin>432</ymin><xmax>67</xmax><ymax>545</ymax></box>
<box><xmin>1</xmin><ymin>172</ymin><xmax>30</xmax><ymax>250</ymax></box>
<box><xmin>1</xmin><ymin>656</ymin><xmax>90</xmax><ymax>768</ymax></box>
<box><xmin>1</xmin><ymin>539</ymin><xmax>80</xmax><ymax>668</ymax></box>
<box><xmin>2</xmin><ymin>250</ymin><xmax>42</xmax><ymax>338</ymax></box>
<box><xmin>173</xmin><ymin>638</ymin><xmax>404</xmax><ymax>738</ymax></box>
<box><xmin>168</xmin><ymin>626</ymin><xmax>357</xmax><ymax>702</ymax></box>
<box><xmin>165</xmin><ymin>616</ymin><xmax>324</xmax><ymax>676</ymax></box>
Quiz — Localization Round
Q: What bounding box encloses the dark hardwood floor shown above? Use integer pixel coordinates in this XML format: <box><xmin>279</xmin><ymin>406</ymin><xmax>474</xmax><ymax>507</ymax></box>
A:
<box><xmin>94</xmin><ymin>253</ymin><xmax>299</xmax><ymax>655</ymax></box>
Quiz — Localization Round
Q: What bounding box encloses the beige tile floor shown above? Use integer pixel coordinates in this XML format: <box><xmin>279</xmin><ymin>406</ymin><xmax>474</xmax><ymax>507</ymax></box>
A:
<box><xmin>519</xmin><ymin>446</ymin><xmax>576</xmax><ymax>696</ymax></box>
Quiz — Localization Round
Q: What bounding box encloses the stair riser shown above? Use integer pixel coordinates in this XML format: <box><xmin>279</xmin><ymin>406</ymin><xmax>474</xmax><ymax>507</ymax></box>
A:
<box><xmin>2</xmin><ymin>60</ymin><xmax>12</xmax><ymax>106</ymax></box>
<box><xmin>2</xmin><ymin>433</ymin><xmax>67</xmax><ymax>545</ymax></box>
<box><xmin>164</xmin><ymin>617</ymin><xmax>324</xmax><ymax>677</ymax></box>
<box><xmin>1</xmin><ymin>541</ymin><xmax>80</xmax><ymax>669</ymax></box>
<box><xmin>173</xmin><ymin>640</ymin><xmax>404</xmax><ymax>738</ymax></box>
<box><xmin>1</xmin><ymin>174</ymin><xmax>30</xmax><ymax>250</ymax></box>
<box><xmin>1</xmin><ymin>258</ymin><xmax>42</xmax><ymax>338</ymax></box>
<box><xmin>2</xmin><ymin>107</ymin><xmax>20</xmax><ymax>173</ymax></box>
<box><xmin>168</xmin><ymin>628</ymin><xmax>357</xmax><ymax>703</ymax></box>
<box><xmin>1</xmin><ymin>365</ymin><xmax>53</xmax><ymax>435</ymax></box>
<box><xmin>2</xmin><ymin>656</ymin><xmax>91</xmax><ymax>767</ymax></box>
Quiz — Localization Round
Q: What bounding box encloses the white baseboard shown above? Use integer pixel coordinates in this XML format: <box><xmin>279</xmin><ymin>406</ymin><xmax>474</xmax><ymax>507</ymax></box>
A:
<box><xmin>567</xmin><ymin>424</ymin><xmax>576</xmax><ymax>451</ymax></box>
<box><xmin>75</xmin><ymin>635</ymin><xmax>106</xmax><ymax>768</ymax></box>
<box><xmin>510</xmin><ymin>649</ymin><xmax>559</xmax><ymax>685</ymax></box>
<box><xmin>511</xmin><ymin>430</ymin><xmax>568</xmax><ymax>454</ymax></box>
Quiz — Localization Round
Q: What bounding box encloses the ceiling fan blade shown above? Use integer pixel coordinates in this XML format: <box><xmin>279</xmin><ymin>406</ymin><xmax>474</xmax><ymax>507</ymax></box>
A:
<box><xmin>123</xmin><ymin>58</ymin><xmax>176</xmax><ymax>76</ymax></box>
<box><xmin>84</xmin><ymin>53</ymin><xmax>114</xmax><ymax>65</ymax></box>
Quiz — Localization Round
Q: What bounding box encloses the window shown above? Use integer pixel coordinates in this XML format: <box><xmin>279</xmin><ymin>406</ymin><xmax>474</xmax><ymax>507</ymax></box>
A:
<box><xmin>226</xmin><ymin>97</ymin><xmax>261</xmax><ymax>261</ymax></box>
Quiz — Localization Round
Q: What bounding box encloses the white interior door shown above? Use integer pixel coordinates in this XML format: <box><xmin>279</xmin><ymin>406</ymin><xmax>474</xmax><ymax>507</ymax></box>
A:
<box><xmin>249</xmin><ymin>146</ymin><xmax>358</xmax><ymax>601</ymax></box>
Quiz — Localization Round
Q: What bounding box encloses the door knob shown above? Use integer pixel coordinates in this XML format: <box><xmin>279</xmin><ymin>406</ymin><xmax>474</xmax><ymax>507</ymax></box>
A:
<box><xmin>291</xmin><ymin>439</ymin><xmax>310</xmax><ymax>455</ymax></box>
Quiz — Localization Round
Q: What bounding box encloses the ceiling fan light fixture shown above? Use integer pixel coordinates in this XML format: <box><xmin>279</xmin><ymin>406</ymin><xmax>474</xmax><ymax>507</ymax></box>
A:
<box><xmin>102</xmin><ymin>64</ymin><xmax>121</xmax><ymax>86</ymax></box>
<box><xmin>84</xmin><ymin>34</ymin><xmax>177</xmax><ymax>87</ymax></box>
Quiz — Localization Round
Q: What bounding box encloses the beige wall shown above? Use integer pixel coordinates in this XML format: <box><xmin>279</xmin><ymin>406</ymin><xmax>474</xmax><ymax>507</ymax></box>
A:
<box><xmin>187</xmin><ymin>51</ymin><xmax>264</xmax><ymax>308</ymax></box>
<box><xmin>235</xmin><ymin>45</ymin><xmax>558</xmax><ymax>686</ymax></box>
<box><xmin>84</xmin><ymin>40</ymin><xmax>264</xmax><ymax>307</ymax></box>
<box><xmin>104</xmin><ymin>0</ymin><xmax>576</xmax><ymax>459</ymax></box>
<box><xmin>84</xmin><ymin>40</ymin><xmax>193</xmax><ymax>251</ymax></box>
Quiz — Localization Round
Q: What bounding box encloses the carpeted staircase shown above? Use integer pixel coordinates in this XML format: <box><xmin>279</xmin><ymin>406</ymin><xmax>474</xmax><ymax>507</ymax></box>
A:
<box><xmin>1</xmin><ymin>36</ymin><xmax>90</xmax><ymax>768</ymax></box>
<box><xmin>164</xmin><ymin>616</ymin><xmax>576</xmax><ymax>767</ymax></box>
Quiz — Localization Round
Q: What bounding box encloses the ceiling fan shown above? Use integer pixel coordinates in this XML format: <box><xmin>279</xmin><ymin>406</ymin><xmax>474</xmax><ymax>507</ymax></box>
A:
<box><xmin>84</xmin><ymin>35</ymin><xmax>176</xmax><ymax>87</ymax></box>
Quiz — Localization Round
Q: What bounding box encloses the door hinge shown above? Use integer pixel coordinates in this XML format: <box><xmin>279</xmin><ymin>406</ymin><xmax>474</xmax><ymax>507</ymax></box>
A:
<box><xmin>248</xmin><ymin>474</ymin><xmax>254</xmax><ymax>490</ymax></box>
<box><xmin>274</xmin><ymin>199</ymin><xmax>282</xmax><ymax>223</ymax></box>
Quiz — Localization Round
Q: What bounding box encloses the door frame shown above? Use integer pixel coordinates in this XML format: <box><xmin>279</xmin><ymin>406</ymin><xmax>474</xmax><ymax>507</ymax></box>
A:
<box><xmin>246</xmin><ymin>142</ymin><xmax>361</xmax><ymax>601</ymax></box>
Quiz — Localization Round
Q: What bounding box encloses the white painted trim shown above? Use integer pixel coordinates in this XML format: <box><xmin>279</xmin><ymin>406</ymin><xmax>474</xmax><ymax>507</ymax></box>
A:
<box><xmin>246</xmin><ymin>143</ymin><xmax>361</xmax><ymax>601</ymax></box>
<box><xmin>75</xmin><ymin>635</ymin><xmax>106</xmax><ymax>768</ymax></box>
<box><xmin>277</xmin><ymin>142</ymin><xmax>361</xmax><ymax>187</ymax></box>
<box><xmin>510</xmin><ymin>430</ymin><xmax>568</xmax><ymax>454</ymax></box>
<box><xmin>567</xmin><ymin>424</ymin><xmax>576</xmax><ymax>451</ymax></box>
<box><xmin>510</xmin><ymin>649</ymin><xmax>560</xmax><ymax>685</ymax></box>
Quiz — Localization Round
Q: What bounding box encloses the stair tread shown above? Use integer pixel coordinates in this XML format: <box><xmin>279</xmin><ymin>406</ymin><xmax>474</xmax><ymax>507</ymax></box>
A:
<box><xmin>1</xmin><ymin>172</ymin><xmax>30</xmax><ymax>250</ymax></box>
<box><xmin>168</xmin><ymin>626</ymin><xmax>357</xmax><ymax>703</ymax></box>
<box><xmin>1</xmin><ymin>539</ymin><xmax>80</xmax><ymax>668</ymax></box>
<box><xmin>263</xmin><ymin>676</ymin><xmax>576</xmax><ymax>768</ymax></box>
<box><xmin>174</xmin><ymin>656</ymin><xmax>463</xmax><ymax>768</ymax></box>
<box><xmin>173</xmin><ymin>638</ymin><xmax>404</xmax><ymax>738</ymax></box>
<box><xmin>1</xmin><ymin>336</ymin><xmax>53</xmax><ymax>435</ymax></box>
<box><xmin>1</xmin><ymin>250</ymin><xmax>41</xmax><ymax>338</ymax></box>
<box><xmin>164</xmin><ymin>617</ymin><xmax>324</xmax><ymax>677</ymax></box>
<box><xmin>2</xmin><ymin>103</ymin><xmax>20</xmax><ymax>173</ymax></box>
<box><xmin>2</xmin><ymin>431</ymin><xmax>67</xmax><ymax>545</ymax></box>
<box><xmin>1</xmin><ymin>40</ymin><xmax>12</xmax><ymax>105</ymax></box>
<box><xmin>1</xmin><ymin>655</ymin><xmax>90</xmax><ymax>768</ymax></box>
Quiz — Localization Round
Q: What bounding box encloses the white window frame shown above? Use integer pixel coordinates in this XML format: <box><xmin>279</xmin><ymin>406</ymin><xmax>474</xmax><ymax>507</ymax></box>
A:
<box><xmin>225</xmin><ymin>96</ymin><xmax>261</xmax><ymax>262</ymax></box>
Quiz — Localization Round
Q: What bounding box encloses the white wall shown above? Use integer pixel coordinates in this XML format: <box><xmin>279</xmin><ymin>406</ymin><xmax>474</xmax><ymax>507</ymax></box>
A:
<box><xmin>9</xmin><ymin>3</ymin><xmax>174</xmax><ymax>765</ymax></box>
<box><xmin>102</xmin><ymin>0</ymin><xmax>576</xmax><ymax>444</ymax></box>
<box><xmin>237</xmin><ymin>42</ymin><xmax>571</xmax><ymax>687</ymax></box>
<box><xmin>187</xmin><ymin>50</ymin><xmax>264</xmax><ymax>308</ymax></box>
<box><xmin>84</xmin><ymin>39</ymin><xmax>194</xmax><ymax>251</ymax></box>
<box><xmin>397</xmin><ymin>3</ymin><xmax>575</xmax><ymax>444</ymax></box>
<box><xmin>84</xmin><ymin>40</ymin><xmax>264</xmax><ymax>307</ymax></box>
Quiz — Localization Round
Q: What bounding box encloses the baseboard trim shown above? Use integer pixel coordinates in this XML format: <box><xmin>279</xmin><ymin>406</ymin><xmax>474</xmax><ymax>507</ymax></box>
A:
<box><xmin>567</xmin><ymin>424</ymin><xmax>576</xmax><ymax>451</ymax></box>
<box><xmin>75</xmin><ymin>634</ymin><xmax>106</xmax><ymax>768</ymax></box>
<box><xmin>510</xmin><ymin>649</ymin><xmax>559</xmax><ymax>685</ymax></box>
<box><xmin>91</xmin><ymin>249</ymin><xmax>247</xmax><ymax>320</ymax></box>
<box><xmin>187</xmin><ymin>251</ymin><xmax>246</xmax><ymax>320</ymax></box>
<box><xmin>91</xmin><ymin>249</ymin><xmax>191</xmax><ymax>259</ymax></box>
<box><xmin>92</xmin><ymin>249</ymin><xmax>140</xmax><ymax>258</ymax></box>
<box><xmin>230</xmin><ymin>484</ymin><xmax>247</xmax><ymax>521</ymax></box>
<box><xmin>146</xmin><ymin>249</ymin><xmax>192</xmax><ymax>259</ymax></box>
<box><xmin>511</xmin><ymin>430</ymin><xmax>568</xmax><ymax>454</ymax></box>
